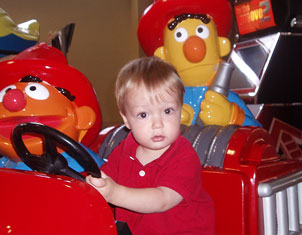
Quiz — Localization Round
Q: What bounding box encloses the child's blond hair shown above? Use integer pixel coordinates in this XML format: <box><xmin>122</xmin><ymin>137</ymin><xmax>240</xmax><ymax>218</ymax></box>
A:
<box><xmin>115</xmin><ymin>56</ymin><xmax>184</xmax><ymax>115</ymax></box>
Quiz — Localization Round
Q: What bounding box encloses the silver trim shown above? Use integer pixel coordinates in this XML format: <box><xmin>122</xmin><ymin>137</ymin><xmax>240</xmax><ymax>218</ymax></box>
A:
<box><xmin>258</xmin><ymin>171</ymin><xmax>302</xmax><ymax>234</ymax></box>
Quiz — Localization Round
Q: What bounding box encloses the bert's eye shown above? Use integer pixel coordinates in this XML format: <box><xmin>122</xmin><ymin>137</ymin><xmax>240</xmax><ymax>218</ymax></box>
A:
<box><xmin>196</xmin><ymin>25</ymin><xmax>209</xmax><ymax>39</ymax></box>
<box><xmin>164</xmin><ymin>108</ymin><xmax>174</xmax><ymax>115</ymax></box>
<box><xmin>138</xmin><ymin>112</ymin><xmax>148</xmax><ymax>119</ymax></box>
<box><xmin>25</xmin><ymin>83</ymin><xmax>49</xmax><ymax>100</ymax></box>
<box><xmin>0</xmin><ymin>85</ymin><xmax>16</xmax><ymax>102</ymax></box>
<box><xmin>174</xmin><ymin>27</ymin><xmax>188</xmax><ymax>42</ymax></box>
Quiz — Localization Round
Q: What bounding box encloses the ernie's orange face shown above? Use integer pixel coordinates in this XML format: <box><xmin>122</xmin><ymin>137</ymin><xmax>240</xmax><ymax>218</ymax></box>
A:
<box><xmin>0</xmin><ymin>76</ymin><xmax>95</xmax><ymax>161</ymax></box>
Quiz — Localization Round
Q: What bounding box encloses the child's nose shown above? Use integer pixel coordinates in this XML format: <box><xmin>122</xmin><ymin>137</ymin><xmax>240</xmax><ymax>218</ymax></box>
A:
<box><xmin>152</xmin><ymin>116</ymin><xmax>163</xmax><ymax>129</ymax></box>
<box><xmin>2</xmin><ymin>89</ymin><xmax>27</xmax><ymax>112</ymax></box>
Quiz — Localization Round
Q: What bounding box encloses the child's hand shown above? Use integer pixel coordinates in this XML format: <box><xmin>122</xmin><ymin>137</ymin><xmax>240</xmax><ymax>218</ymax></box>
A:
<box><xmin>86</xmin><ymin>171</ymin><xmax>117</xmax><ymax>202</ymax></box>
<box><xmin>87</xmin><ymin>173</ymin><xmax>183</xmax><ymax>213</ymax></box>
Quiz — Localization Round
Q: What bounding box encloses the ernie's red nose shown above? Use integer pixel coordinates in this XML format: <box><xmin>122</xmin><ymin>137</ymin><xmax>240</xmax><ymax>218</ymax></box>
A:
<box><xmin>2</xmin><ymin>89</ymin><xmax>27</xmax><ymax>112</ymax></box>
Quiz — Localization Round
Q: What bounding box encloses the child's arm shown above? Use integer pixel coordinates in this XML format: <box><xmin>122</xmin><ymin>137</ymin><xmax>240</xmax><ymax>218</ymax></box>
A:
<box><xmin>86</xmin><ymin>171</ymin><xmax>183</xmax><ymax>213</ymax></box>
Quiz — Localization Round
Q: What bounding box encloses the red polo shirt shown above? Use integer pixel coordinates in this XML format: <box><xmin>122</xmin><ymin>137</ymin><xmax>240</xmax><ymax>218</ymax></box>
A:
<box><xmin>101</xmin><ymin>133</ymin><xmax>215</xmax><ymax>235</ymax></box>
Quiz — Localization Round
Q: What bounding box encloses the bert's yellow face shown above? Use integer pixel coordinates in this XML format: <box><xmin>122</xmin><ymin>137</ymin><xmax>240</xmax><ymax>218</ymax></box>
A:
<box><xmin>155</xmin><ymin>17</ymin><xmax>230</xmax><ymax>86</ymax></box>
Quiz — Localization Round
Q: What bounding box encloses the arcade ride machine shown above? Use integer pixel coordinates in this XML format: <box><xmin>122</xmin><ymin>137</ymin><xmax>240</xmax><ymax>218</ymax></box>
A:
<box><xmin>229</xmin><ymin>0</ymin><xmax>302</xmax><ymax>159</ymax></box>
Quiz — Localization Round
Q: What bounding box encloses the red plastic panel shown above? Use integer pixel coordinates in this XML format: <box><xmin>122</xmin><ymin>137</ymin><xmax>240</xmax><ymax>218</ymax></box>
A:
<box><xmin>202</xmin><ymin>169</ymin><xmax>246</xmax><ymax>235</ymax></box>
<box><xmin>201</xmin><ymin>126</ymin><xmax>302</xmax><ymax>235</ymax></box>
<box><xmin>0</xmin><ymin>169</ymin><xmax>116</xmax><ymax>235</ymax></box>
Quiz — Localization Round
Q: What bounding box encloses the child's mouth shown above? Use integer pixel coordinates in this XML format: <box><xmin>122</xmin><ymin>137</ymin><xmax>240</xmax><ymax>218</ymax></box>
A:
<box><xmin>152</xmin><ymin>135</ymin><xmax>165</xmax><ymax>142</ymax></box>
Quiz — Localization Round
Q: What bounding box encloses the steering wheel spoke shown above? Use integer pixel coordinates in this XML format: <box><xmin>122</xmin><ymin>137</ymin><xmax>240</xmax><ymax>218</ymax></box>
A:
<box><xmin>12</xmin><ymin>122</ymin><xmax>101</xmax><ymax>181</ymax></box>
<box><xmin>44</xmin><ymin>137</ymin><xmax>59</xmax><ymax>163</ymax></box>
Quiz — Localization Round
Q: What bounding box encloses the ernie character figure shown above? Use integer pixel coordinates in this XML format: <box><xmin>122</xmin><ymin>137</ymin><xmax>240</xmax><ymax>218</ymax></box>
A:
<box><xmin>137</xmin><ymin>0</ymin><xmax>261</xmax><ymax>127</ymax></box>
<box><xmin>0</xmin><ymin>43</ymin><xmax>103</xmax><ymax>171</ymax></box>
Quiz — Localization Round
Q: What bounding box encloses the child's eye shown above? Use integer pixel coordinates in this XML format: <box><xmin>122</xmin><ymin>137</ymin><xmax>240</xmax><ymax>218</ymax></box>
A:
<box><xmin>164</xmin><ymin>108</ymin><xmax>174</xmax><ymax>115</ymax></box>
<box><xmin>138</xmin><ymin>112</ymin><xmax>148</xmax><ymax>119</ymax></box>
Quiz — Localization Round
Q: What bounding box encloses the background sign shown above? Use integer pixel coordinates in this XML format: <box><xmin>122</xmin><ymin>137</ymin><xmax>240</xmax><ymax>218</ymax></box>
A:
<box><xmin>235</xmin><ymin>0</ymin><xmax>276</xmax><ymax>35</ymax></box>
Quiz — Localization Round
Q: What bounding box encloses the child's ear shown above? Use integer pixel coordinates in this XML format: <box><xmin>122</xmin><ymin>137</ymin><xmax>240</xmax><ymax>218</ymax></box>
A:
<box><xmin>120</xmin><ymin>112</ymin><xmax>130</xmax><ymax>129</ymax></box>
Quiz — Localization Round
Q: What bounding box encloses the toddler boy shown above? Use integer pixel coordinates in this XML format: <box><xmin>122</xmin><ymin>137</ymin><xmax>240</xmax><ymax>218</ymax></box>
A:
<box><xmin>87</xmin><ymin>57</ymin><xmax>215</xmax><ymax>234</ymax></box>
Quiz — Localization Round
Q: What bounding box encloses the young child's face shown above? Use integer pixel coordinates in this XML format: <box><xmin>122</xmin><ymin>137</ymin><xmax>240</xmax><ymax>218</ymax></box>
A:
<box><xmin>121</xmin><ymin>83</ymin><xmax>181</xmax><ymax>152</ymax></box>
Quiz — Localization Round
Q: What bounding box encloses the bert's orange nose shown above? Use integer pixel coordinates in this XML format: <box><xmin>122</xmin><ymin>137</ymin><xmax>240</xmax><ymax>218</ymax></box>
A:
<box><xmin>183</xmin><ymin>36</ymin><xmax>206</xmax><ymax>63</ymax></box>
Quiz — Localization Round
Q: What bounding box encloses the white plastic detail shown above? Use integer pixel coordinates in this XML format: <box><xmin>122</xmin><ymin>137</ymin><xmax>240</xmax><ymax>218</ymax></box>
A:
<box><xmin>139</xmin><ymin>170</ymin><xmax>145</xmax><ymax>177</ymax></box>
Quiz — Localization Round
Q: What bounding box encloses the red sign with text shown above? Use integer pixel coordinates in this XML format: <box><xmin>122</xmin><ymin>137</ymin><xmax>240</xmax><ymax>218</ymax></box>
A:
<box><xmin>235</xmin><ymin>0</ymin><xmax>276</xmax><ymax>35</ymax></box>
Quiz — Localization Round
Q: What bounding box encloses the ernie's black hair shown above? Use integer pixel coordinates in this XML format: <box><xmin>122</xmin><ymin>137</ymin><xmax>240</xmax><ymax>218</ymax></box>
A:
<box><xmin>20</xmin><ymin>75</ymin><xmax>76</xmax><ymax>101</ymax></box>
<box><xmin>20</xmin><ymin>75</ymin><xmax>42</xmax><ymax>83</ymax></box>
<box><xmin>55</xmin><ymin>87</ymin><xmax>75</xmax><ymax>101</ymax></box>
<box><xmin>168</xmin><ymin>13</ymin><xmax>211</xmax><ymax>31</ymax></box>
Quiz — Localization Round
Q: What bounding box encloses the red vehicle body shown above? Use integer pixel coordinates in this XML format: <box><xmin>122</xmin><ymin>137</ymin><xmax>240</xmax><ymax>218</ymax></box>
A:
<box><xmin>1</xmin><ymin>123</ymin><xmax>302</xmax><ymax>235</ymax></box>
<box><xmin>0</xmin><ymin>169</ymin><xmax>116</xmax><ymax>235</ymax></box>
<box><xmin>201</xmin><ymin>126</ymin><xmax>302</xmax><ymax>234</ymax></box>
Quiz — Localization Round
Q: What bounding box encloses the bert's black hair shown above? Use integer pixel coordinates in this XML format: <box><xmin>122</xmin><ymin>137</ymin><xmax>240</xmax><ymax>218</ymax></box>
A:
<box><xmin>168</xmin><ymin>13</ymin><xmax>211</xmax><ymax>31</ymax></box>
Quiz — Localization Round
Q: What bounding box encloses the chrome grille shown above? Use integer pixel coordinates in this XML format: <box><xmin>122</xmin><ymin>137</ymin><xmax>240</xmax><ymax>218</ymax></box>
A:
<box><xmin>258</xmin><ymin>171</ymin><xmax>302</xmax><ymax>235</ymax></box>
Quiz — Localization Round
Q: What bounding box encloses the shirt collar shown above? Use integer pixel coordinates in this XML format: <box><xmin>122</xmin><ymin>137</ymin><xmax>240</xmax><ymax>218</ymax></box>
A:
<box><xmin>124</xmin><ymin>132</ymin><xmax>181</xmax><ymax>167</ymax></box>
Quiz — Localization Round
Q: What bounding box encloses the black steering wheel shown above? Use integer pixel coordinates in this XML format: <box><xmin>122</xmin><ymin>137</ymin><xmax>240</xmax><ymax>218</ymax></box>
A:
<box><xmin>12</xmin><ymin>122</ymin><xmax>101</xmax><ymax>181</ymax></box>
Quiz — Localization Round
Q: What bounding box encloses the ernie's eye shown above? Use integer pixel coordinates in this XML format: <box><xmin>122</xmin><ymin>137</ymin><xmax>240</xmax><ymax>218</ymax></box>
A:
<box><xmin>138</xmin><ymin>112</ymin><xmax>148</xmax><ymax>119</ymax></box>
<box><xmin>174</xmin><ymin>27</ymin><xmax>188</xmax><ymax>42</ymax></box>
<box><xmin>25</xmin><ymin>83</ymin><xmax>49</xmax><ymax>100</ymax></box>
<box><xmin>0</xmin><ymin>85</ymin><xmax>16</xmax><ymax>102</ymax></box>
<box><xmin>196</xmin><ymin>25</ymin><xmax>209</xmax><ymax>39</ymax></box>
